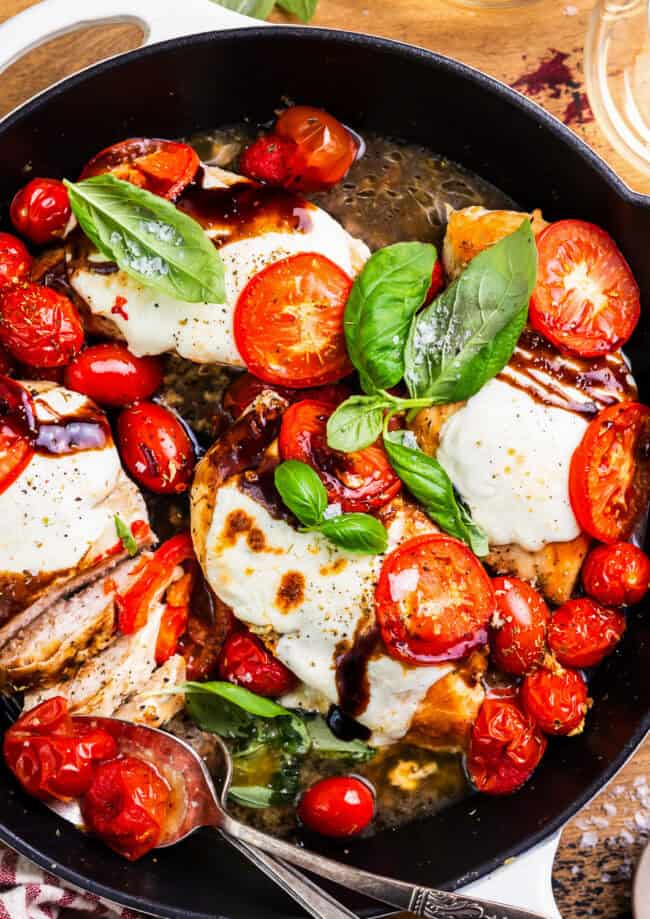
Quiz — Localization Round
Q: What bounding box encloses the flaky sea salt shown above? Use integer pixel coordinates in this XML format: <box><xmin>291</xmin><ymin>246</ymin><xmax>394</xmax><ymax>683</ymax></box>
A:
<box><xmin>580</xmin><ymin>831</ymin><xmax>599</xmax><ymax>849</ymax></box>
<box><xmin>603</xmin><ymin>802</ymin><xmax>618</xmax><ymax>817</ymax></box>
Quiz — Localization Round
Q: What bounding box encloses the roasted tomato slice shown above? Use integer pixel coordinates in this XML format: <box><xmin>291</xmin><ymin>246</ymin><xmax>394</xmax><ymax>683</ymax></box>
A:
<box><xmin>569</xmin><ymin>401</ymin><xmax>650</xmax><ymax>543</ymax></box>
<box><xmin>279</xmin><ymin>400</ymin><xmax>400</xmax><ymax>512</ymax></box>
<box><xmin>79</xmin><ymin>138</ymin><xmax>199</xmax><ymax>200</ymax></box>
<box><xmin>530</xmin><ymin>220</ymin><xmax>640</xmax><ymax>357</ymax></box>
<box><xmin>275</xmin><ymin>106</ymin><xmax>357</xmax><ymax>191</ymax></box>
<box><xmin>375</xmin><ymin>534</ymin><xmax>495</xmax><ymax>665</ymax></box>
<box><xmin>490</xmin><ymin>577</ymin><xmax>549</xmax><ymax>676</ymax></box>
<box><xmin>218</xmin><ymin>630</ymin><xmax>297</xmax><ymax>697</ymax></box>
<box><xmin>547</xmin><ymin>597</ymin><xmax>626</xmax><ymax>668</ymax></box>
<box><xmin>0</xmin><ymin>376</ymin><xmax>36</xmax><ymax>495</ymax></box>
<box><xmin>581</xmin><ymin>542</ymin><xmax>650</xmax><ymax>606</ymax></box>
<box><xmin>466</xmin><ymin>697</ymin><xmax>547</xmax><ymax>795</ymax></box>
<box><xmin>234</xmin><ymin>253</ymin><xmax>353</xmax><ymax>388</ymax></box>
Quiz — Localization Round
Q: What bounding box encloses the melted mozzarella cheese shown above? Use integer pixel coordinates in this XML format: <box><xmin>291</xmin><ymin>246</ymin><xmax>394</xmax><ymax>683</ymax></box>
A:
<box><xmin>436</xmin><ymin>378</ymin><xmax>588</xmax><ymax>552</ymax></box>
<box><xmin>204</xmin><ymin>482</ymin><xmax>453</xmax><ymax>743</ymax></box>
<box><xmin>0</xmin><ymin>386</ymin><xmax>138</xmax><ymax>576</ymax></box>
<box><xmin>69</xmin><ymin>189</ymin><xmax>370</xmax><ymax>366</ymax></box>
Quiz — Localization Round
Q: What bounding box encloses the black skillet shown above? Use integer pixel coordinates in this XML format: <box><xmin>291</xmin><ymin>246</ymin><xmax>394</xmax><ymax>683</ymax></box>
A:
<box><xmin>0</xmin><ymin>22</ymin><xmax>649</xmax><ymax>919</ymax></box>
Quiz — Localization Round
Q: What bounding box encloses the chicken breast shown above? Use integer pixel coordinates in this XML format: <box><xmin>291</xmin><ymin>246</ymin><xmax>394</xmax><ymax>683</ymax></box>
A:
<box><xmin>114</xmin><ymin>654</ymin><xmax>186</xmax><ymax>727</ymax></box>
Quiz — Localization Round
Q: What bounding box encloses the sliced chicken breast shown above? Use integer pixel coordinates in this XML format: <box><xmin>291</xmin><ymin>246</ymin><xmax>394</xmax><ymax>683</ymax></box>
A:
<box><xmin>114</xmin><ymin>654</ymin><xmax>186</xmax><ymax>727</ymax></box>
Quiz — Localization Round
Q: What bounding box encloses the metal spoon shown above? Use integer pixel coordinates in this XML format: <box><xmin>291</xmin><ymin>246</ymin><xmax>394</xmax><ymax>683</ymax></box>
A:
<box><xmin>43</xmin><ymin>716</ymin><xmax>549</xmax><ymax>919</ymax></box>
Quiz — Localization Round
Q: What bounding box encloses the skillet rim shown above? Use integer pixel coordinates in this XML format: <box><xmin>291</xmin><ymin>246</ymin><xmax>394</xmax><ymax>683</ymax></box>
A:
<box><xmin>0</xmin><ymin>24</ymin><xmax>649</xmax><ymax>918</ymax></box>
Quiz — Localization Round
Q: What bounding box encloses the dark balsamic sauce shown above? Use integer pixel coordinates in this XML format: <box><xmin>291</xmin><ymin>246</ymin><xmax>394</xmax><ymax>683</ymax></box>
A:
<box><xmin>334</xmin><ymin>624</ymin><xmax>381</xmax><ymax>718</ymax></box>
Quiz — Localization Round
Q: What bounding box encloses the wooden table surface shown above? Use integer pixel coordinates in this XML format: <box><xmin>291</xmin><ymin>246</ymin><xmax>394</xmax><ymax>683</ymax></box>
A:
<box><xmin>1</xmin><ymin>1</ymin><xmax>649</xmax><ymax>916</ymax></box>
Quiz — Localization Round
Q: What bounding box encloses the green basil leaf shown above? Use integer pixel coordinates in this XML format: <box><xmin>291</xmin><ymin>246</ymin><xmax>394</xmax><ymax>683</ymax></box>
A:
<box><xmin>228</xmin><ymin>785</ymin><xmax>277</xmax><ymax>808</ymax></box>
<box><xmin>274</xmin><ymin>460</ymin><xmax>327</xmax><ymax>527</ymax></box>
<box><xmin>228</xmin><ymin>757</ymin><xmax>300</xmax><ymax>808</ymax></box>
<box><xmin>345</xmin><ymin>242</ymin><xmax>437</xmax><ymax>392</ymax></box>
<box><xmin>317</xmin><ymin>513</ymin><xmax>388</xmax><ymax>555</ymax></box>
<box><xmin>326</xmin><ymin>394</ymin><xmax>387</xmax><ymax>452</ymax></box>
<box><xmin>276</xmin><ymin>0</ymin><xmax>317</xmax><ymax>20</ymax></box>
<box><xmin>305</xmin><ymin>716</ymin><xmax>376</xmax><ymax>762</ymax></box>
<box><xmin>404</xmin><ymin>220</ymin><xmax>536</xmax><ymax>403</ymax></box>
<box><xmin>383</xmin><ymin>430</ymin><xmax>489</xmax><ymax>556</ymax></box>
<box><xmin>64</xmin><ymin>175</ymin><xmax>226</xmax><ymax>304</ymax></box>
<box><xmin>210</xmin><ymin>0</ymin><xmax>276</xmax><ymax>18</ymax></box>
<box><xmin>113</xmin><ymin>513</ymin><xmax>137</xmax><ymax>557</ymax></box>
<box><xmin>184</xmin><ymin>681</ymin><xmax>290</xmax><ymax>718</ymax></box>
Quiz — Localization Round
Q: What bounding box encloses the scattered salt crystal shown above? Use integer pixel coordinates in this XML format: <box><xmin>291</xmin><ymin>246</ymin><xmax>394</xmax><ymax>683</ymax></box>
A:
<box><xmin>603</xmin><ymin>802</ymin><xmax>617</xmax><ymax>817</ymax></box>
<box><xmin>580</xmin><ymin>831</ymin><xmax>599</xmax><ymax>849</ymax></box>
<box><xmin>563</xmin><ymin>4</ymin><xmax>578</xmax><ymax>14</ymax></box>
<box><xmin>634</xmin><ymin>812</ymin><xmax>650</xmax><ymax>831</ymax></box>
<box><xmin>633</xmin><ymin>776</ymin><xmax>647</xmax><ymax>787</ymax></box>
<box><xmin>576</xmin><ymin>818</ymin><xmax>592</xmax><ymax>831</ymax></box>
<box><xmin>591</xmin><ymin>816</ymin><xmax>610</xmax><ymax>829</ymax></box>
<box><xmin>620</xmin><ymin>830</ymin><xmax>635</xmax><ymax>845</ymax></box>
<box><xmin>614</xmin><ymin>785</ymin><xmax>626</xmax><ymax>797</ymax></box>
<box><xmin>402</xmin><ymin>430</ymin><xmax>419</xmax><ymax>450</ymax></box>
<box><xmin>323</xmin><ymin>503</ymin><xmax>342</xmax><ymax>520</ymax></box>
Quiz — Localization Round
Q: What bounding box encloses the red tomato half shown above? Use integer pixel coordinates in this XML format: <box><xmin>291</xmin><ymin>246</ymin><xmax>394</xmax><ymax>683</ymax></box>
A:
<box><xmin>81</xmin><ymin>756</ymin><xmax>171</xmax><ymax>861</ymax></box>
<box><xmin>298</xmin><ymin>776</ymin><xmax>375</xmax><ymax>837</ymax></box>
<box><xmin>530</xmin><ymin>220</ymin><xmax>640</xmax><ymax>357</ymax></box>
<box><xmin>520</xmin><ymin>666</ymin><xmax>589</xmax><ymax>735</ymax></box>
<box><xmin>218</xmin><ymin>630</ymin><xmax>297</xmax><ymax>697</ymax></box>
<box><xmin>10</xmin><ymin>178</ymin><xmax>71</xmax><ymax>245</ymax></box>
<box><xmin>375</xmin><ymin>534</ymin><xmax>495</xmax><ymax>665</ymax></box>
<box><xmin>275</xmin><ymin>106</ymin><xmax>357</xmax><ymax>191</ymax></box>
<box><xmin>424</xmin><ymin>258</ymin><xmax>445</xmax><ymax>305</ymax></box>
<box><xmin>0</xmin><ymin>376</ymin><xmax>36</xmax><ymax>495</ymax></box>
<box><xmin>0</xmin><ymin>283</ymin><xmax>84</xmax><ymax>368</ymax></box>
<box><xmin>569</xmin><ymin>402</ymin><xmax>650</xmax><ymax>543</ymax></box>
<box><xmin>234</xmin><ymin>253</ymin><xmax>353</xmax><ymax>388</ymax></box>
<box><xmin>490</xmin><ymin>577</ymin><xmax>549</xmax><ymax>676</ymax></box>
<box><xmin>116</xmin><ymin>402</ymin><xmax>195</xmax><ymax>494</ymax></box>
<box><xmin>223</xmin><ymin>372</ymin><xmax>350</xmax><ymax>420</ymax></box>
<box><xmin>547</xmin><ymin>598</ymin><xmax>626</xmax><ymax>668</ymax></box>
<box><xmin>239</xmin><ymin>135</ymin><xmax>301</xmax><ymax>187</ymax></box>
<box><xmin>279</xmin><ymin>400</ymin><xmax>400</xmax><ymax>512</ymax></box>
<box><xmin>466</xmin><ymin>698</ymin><xmax>547</xmax><ymax>796</ymax></box>
<box><xmin>0</xmin><ymin>233</ymin><xmax>32</xmax><ymax>289</ymax></box>
<box><xmin>80</xmin><ymin>138</ymin><xmax>199</xmax><ymax>200</ymax></box>
<box><xmin>582</xmin><ymin>542</ymin><xmax>650</xmax><ymax>607</ymax></box>
<box><xmin>65</xmin><ymin>343</ymin><xmax>164</xmax><ymax>407</ymax></box>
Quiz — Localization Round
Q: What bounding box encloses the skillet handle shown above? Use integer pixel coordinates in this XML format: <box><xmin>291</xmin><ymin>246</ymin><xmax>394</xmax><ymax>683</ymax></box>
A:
<box><xmin>0</xmin><ymin>0</ymin><xmax>262</xmax><ymax>81</ymax></box>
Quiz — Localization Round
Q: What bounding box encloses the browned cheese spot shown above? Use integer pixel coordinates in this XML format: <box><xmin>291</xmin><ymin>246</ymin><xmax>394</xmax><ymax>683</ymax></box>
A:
<box><xmin>319</xmin><ymin>557</ymin><xmax>348</xmax><ymax>577</ymax></box>
<box><xmin>275</xmin><ymin>571</ymin><xmax>305</xmax><ymax>613</ymax></box>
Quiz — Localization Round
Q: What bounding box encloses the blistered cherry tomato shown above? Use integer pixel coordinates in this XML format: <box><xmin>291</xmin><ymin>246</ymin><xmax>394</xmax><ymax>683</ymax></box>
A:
<box><xmin>65</xmin><ymin>343</ymin><xmax>164</xmax><ymax>407</ymax></box>
<box><xmin>116</xmin><ymin>402</ymin><xmax>195</xmax><ymax>494</ymax></box>
<box><xmin>275</xmin><ymin>106</ymin><xmax>357</xmax><ymax>191</ymax></box>
<box><xmin>279</xmin><ymin>400</ymin><xmax>400</xmax><ymax>512</ymax></box>
<box><xmin>569</xmin><ymin>402</ymin><xmax>650</xmax><ymax>543</ymax></box>
<box><xmin>3</xmin><ymin>698</ymin><xmax>117</xmax><ymax>801</ymax></box>
<box><xmin>0</xmin><ymin>283</ymin><xmax>84</xmax><ymax>367</ymax></box>
<box><xmin>0</xmin><ymin>233</ymin><xmax>32</xmax><ymax>289</ymax></box>
<box><xmin>530</xmin><ymin>220</ymin><xmax>640</xmax><ymax>357</ymax></box>
<box><xmin>81</xmin><ymin>756</ymin><xmax>171</xmax><ymax>861</ymax></box>
<box><xmin>466</xmin><ymin>698</ymin><xmax>547</xmax><ymax>795</ymax></box>
<box><xmin>490</xmin><ymin>577</ymin><xmax>549</xmax><ymax>676</ymax></box>
<box><xmin>298</xmin><ymin>776</ymin><xmax>374</xmax><ymax>837</ymax></box>
<box><xmin>582</xmin><ymin>542</ymin><xmax>650</xmax><ymax>607</ymax></box>
<box><xmin>118</xmin><ymin>532</ymin><xmax>194</xmax><ymax>634</ymax></box>
<box><xmin>79</xmin><ymin>138</ymin><xmax>199</xmax><ymax>200</ymax></box>
<box><xmin>10</xmin><ymin>178</ymin><xmax>71</xmax><ymax>245</ymax></box>
<box><xmin>223</xmin><ymin>373</ymin><xmax>350</xmax><ymax>420</ymax></box>
<box><xmin>520</xmin><ymin>666</ymin><xmax>589</xmax><ymax>735</ymax></box>
<box><xmin>0</xmin><ymin>348</ymin><xmax>13</xmax><ymax>376</ymax></box>
<box><xmin>239</xmin><ymin>135</ymin><xmax>301</xmax><ymax>186</ymax></box>
<box><xmin>218</xmin><ymin>630</ymin><xmax>296</xmax><ymax>697</ymax></box>
<box><xmin>234</xmin><ymin>253</ymin><xmax>353</xmax><ymax>388</ymax></box>
<box><xmin>424</xmin><ymin>258</ymin><xmax>445</xmax><ymax>304</ymax></box>
<box><xmin>547</xmin><ymin>598</ymin><xmax>626</xmax><ymax>668</ymax></box>
<box><xmin>375</xmin><ymin>534</ymin><xmax>495</xmax><ymax>665</ymax></box>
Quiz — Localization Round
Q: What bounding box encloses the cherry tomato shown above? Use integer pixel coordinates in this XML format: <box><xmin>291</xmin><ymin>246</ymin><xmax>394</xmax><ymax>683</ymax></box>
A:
<box><xmin>0</xmin><ymin>348</ymin><xmax>13</xmax><ymax>376</ymax></box>
<box><xmin>81</xmin><ymin>756</ymin><xmax>171</xmax><ymax>861</ymax></box>
<box><xmin>0</xmin><ymin>283</ymin><xmax>84</xmax><ymax>368</ymax></box>
<box><xmin>424</xmin><ymin>258</ymin><xmax>445</xmax><ymax>305</ymax></box>
<box><xmin>529</xmin><ymin>220</ymin><xmax>640</xmax><ymax>357</ymax></box>
<box><xmin>116</xmin><ymin>402</ymin><xmax>194</xmax><ymax>494</ymax></box>
<box><xmin>79</xmin><ymin>138</ymin><xmax>199</xmax><ymax>200</ymax></box>
<box><xmin>0</xmin><ymin>376</ymin><xmax>35</xmax><ymax>495</ymax></box>
<box><xmin>275</xmin><ymin>106</ymin><xmax>357</xmax><ymax>191</ymax></box>
<box><xmin>239</xmin><ymin>134</ymin><xmax>301</xmax><ymax>186</ymax></box>
<box><xmin>466</xmin><ymin>698</ymin><xmax>547</xmax><ymax>795</ymax></box>
<box><xmin>3</xmin><ymin>698</ymin><xmax>117</xmax><ymax>801</ymax></box>
<box><xmin>10</xmin><ymin>178</ymin><xmax>71</xmax><ymax>245</ymax></box>
<box><xmin>0</xmin><ymin>233</ymin><xmax>32</xmax><ymax>290</ymax></box>
<box><xmin>218</xmin><ymin>630</ymin><xmax>297</xmax><ymax>697</ymax></box>
<box><xmin>279</xmin><ymin>400</ymin><xmax>400</xmax><ymax>512</ymax></box>
<box><xmin>582</xmin><ymin>542</ymin><xmax>650</xmax><ymax>607</ymax></box>
<box><xmin>298</xmin><ymin>776</ymin><xmax>374</xmax><ymax>837</ymax></box>
<box><xmin>547</xmin><ymin>598</ymin><xmax>626</xmax><ymax>668</ymax></box>
<box><xmin>117</xmin><ymin>532</ymin><xmax>194</xmax><ymax>634</ymax></box>
<box><xmin>520</xmin><ymin>666</ymin><xmax>589</xmax><ymax>735</ymax></box>
<box><xmin>234</xmin><ymin>253</ymin><xmax>353</xmax><ymax>388</ymax></box>
<box><xmin>569</xmin><ymin>402</ymin><xmax>650</xmax><ymax>543</ymax></box>
<box><xmin>223</xmin><ymin>372</ymin><xmax>350</xmax><ymax>420</ymax></box>
<box><xmin>375</xmin><ymin>534</ymin><xmax>495</xmax><ymax>665</ymax></box>
<box><xmin>490</xmin><ymin>577</ymin><xmax>549</xmax><ymax>676</ymax></box>
<box><xmin>65</xmin><ymin>343</ymin><xmax>164</xmax><ymax>407</ymax></box>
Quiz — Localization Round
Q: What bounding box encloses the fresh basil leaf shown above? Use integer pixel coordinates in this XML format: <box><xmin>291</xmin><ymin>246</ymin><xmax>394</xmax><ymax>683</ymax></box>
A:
<box><xmin>276</xmin><ymin>0</ymin><xmax>317</xmax><ymax>20</ymax></box>
<box><xmin>113</xmin><ymin>513</ymin><xmax>137</xmax><ymax>557</ymax></box>
<box><xmin>228</xmin><ymin>785</ymin><xmax>277</xmax><ymax>808</ymax></box>
<box><xmin>404</xmin><ymin>220</ymin><xmax>536</xmax><ymax>404</ymax></box>
<box><xmin>184</xmin><ymin>681</ymin><xmax>290</xmax><ymax>718</ymax></box>
<box><xmin>229</xmin><ymin>757</ymin><xmax>300</xmax><ymax>808</ymax></box>
<box><xmin>306</xmin><ymin>716</ymin><xmax>375</xmax><ymax>762</ymax></box>
<box><xmin>210</xmin><ymin>0</ymin><xmax>276</xmax><ymax>18</ymax></box>
<box><xmin>383</xmin><ymin>429</ymin><xmax>488</xmax><ymax>556</ymax></box>
<box><xmin>345</xmin><ymin>242</ymin><xmax>437</xmax><ymax>392</ymax></box>
<box><xmin>64</xmin><ymin>175</ymin><xmax>226</xmax><ymax>304</ymax></box>
<box><xmin>318</xmin><ymin>513</ymin><xmax>388</xmax><ymax>555</ymax></box>
<box><xmin>274</xmin><ymin>460</ymin><xmax>327</xmax><ymax>527</ymax></box>
<box><xmin>326</xmin><ymin>394</ymin><xmax>388</xmax><ymax>452</ymax></box>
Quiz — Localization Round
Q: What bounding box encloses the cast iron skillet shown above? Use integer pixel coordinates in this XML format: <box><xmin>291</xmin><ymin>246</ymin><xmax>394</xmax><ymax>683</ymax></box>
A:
<box><xmin>1</xmin><ymin>26</ymin><xmax>650</xmax><ymax>919</ymax></box>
